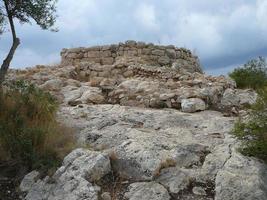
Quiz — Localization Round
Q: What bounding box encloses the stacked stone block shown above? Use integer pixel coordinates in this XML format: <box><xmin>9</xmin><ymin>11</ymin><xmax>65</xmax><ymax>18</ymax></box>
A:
<box><xmin>61</xmin><ymin>40</ymin><xmax>202</xmax><ymax>73</ymax></box>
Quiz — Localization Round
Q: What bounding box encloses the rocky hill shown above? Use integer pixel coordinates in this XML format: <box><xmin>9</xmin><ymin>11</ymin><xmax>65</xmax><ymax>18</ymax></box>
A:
<box><xmin>8</xmin><ymin>41</ymin><xmax>267</xmax><ymax>200</ymax></box>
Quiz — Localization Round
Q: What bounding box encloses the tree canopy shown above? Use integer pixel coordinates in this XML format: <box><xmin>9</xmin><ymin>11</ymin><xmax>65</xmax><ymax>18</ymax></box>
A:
<box><xmin>0</xmin><ymin>0</ymin><xmax>57</xmax><ymax>31</ymax></box>
<box><xmin>0</xmin><ymin>0</ymin><xmax>58</xmax><ymax>83</ymax></box>
<box><xmin>229</xmin><ymin>57</ymin><xmax>267</xmax><ymax>90</ymax></box>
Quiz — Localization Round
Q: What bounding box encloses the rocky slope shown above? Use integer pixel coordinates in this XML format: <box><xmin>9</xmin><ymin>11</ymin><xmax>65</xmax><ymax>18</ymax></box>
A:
<box><xmin>7</xmin><ymin>41</ymin><xmax>266</xmax><ymax>200</ymax></box>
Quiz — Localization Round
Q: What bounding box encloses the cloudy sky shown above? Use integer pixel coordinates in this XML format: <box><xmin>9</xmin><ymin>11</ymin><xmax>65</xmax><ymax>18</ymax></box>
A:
<box><xmin>0</xmin><ymin>0</ymin><xmax>267</xmax><ymax>75</ymax></box>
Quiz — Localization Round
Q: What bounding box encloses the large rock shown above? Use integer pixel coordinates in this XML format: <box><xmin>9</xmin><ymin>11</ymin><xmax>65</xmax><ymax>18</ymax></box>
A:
<box><xmin>220</xmin><ymin>88</ymin><xmax>258</xmax><ymax>108</ymax></box>
<box><xmin>181</xmin><ymin>98</ymin><xmax>206</xmax><ymax>113</ymax></box>
<box><xmin>21</xmin><ymin>149</ymin><xmax>111</xmax><ymax>200</ymax></box>
<box><xmin>63</xmin><ymin>85</ymin><xmax>105</xmax><ymax>105</ymax></box>
<box><xmin>40</xmin><ymin>78</ymin><xmax>64</xmax><ymax>91</ymax></box>
<box><xmin>20</xmin><ymin>171</ymin><xmax>40</xmax><ymax>192</ymax></box>
<box><xmin>124</xmin><ymin>182</ymin><xmax>170</xmax><ymax>200</ymax></box>
<box><xmin>59</xmin><ymin>105</ymin><xmax>235</xmax><ymax>184</ymax></box>
<box><xmin>215</xmin><ymin>152</ymin><xmax>267</xmax><ymax>200</ymax></box>
<box><xmin>155</xmin><ymin>167</ymin><xmax>191</xmax><ymax>195</ymax></box>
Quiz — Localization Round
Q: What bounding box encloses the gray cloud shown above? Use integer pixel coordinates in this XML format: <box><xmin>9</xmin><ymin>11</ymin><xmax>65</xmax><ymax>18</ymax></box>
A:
<box><xmin>0</xmin><ymin>0</ymin><xmax>267</xmax><ymax>74</ymax></box>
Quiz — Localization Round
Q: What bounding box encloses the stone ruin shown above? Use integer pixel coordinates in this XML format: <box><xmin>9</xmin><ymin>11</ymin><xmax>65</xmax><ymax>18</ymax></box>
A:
<box><xmin>61</xmin><ymin>40</ymin><xmax>202</xmax><ymax>73</ymax></box>
<box><xmin>9</xmin><ymin>41</ymin><xmax>257</xmax><ymax>113</ymax></box>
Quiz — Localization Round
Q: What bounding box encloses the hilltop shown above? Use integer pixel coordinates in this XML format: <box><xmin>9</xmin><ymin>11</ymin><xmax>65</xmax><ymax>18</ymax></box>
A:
<box><xmin>6</xmin><ymin>41</ymin><xmax>267</xmax><ymax>200</ymax></box>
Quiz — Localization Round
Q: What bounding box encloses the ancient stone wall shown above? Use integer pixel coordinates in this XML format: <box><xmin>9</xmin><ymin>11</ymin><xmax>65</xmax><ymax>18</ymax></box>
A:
<box><xmin>61</xmin><ymin>40</ymin><xmax>202</xmax><ymax>73</ymax></box>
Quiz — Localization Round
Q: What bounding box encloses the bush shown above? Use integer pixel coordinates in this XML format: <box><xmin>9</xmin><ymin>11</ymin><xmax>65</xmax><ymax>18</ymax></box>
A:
<box><xmin>229</xmin><ymin>57</ymin><xmax>267</xmax><ymax>89</ymax></box>
<box><xmin>0</xmin><ymin>80</ymin><xmax>74</xmax><ymax>173</ymax></box>
<box><xmin>232</xmin><ymin>88</ymin><xmax>267</xmax><ymax>162</ymax></box>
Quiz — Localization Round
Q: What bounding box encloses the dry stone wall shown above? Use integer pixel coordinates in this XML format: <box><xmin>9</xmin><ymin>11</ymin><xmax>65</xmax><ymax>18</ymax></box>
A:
<box><xmin>61</xmin><ymin>40</ymin><xmax>202</xmax><ymax>73</ymax></box>
<box><xmin>8</xmin><ymin>41</ymin><xmax>258</xmax><ymax>113</ymax></box>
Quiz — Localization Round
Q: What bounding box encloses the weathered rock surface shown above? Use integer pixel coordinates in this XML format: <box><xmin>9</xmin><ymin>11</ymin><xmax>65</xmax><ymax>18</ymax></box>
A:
<box><xmin>124</xmin><ymin>182</ymin><xmax>170</xmax><ymax>200</ymax></box>
<box><xmin>21</xmin><ymin>149</ymin><xmax>110</xmax><ymax>200</ymax></box>
<box><xmin>181</xmin><ymin>98</ymin><xmax>206</xmax><ymax>113</ymax></box>
<box><xmin>215</xmin><ymin>152</ymin><xmax>267</xmax><ymax>200</ymax></box>
<box><xmin>9</xmin><ymin>41</ymin><xmax>267</xmax><ymax>200</ymax></box>
<box><xmin>21</xmin><ymin>104</ymin><xmax>267</xmax><ymax>200</ymax></box>
<box><xmin>221</xmin><ymin>88</ymin><xmax>258</xmax><ymax>108</ymax></box>
<box><xmin>155</xmin><ymin>167</ymin><xmax>191</xmax><ymax>195</ymax></box>
<box><xmin>20</xmin><ymin>171</ymin><xmax>40</xmax><ymax>193</ymax></box>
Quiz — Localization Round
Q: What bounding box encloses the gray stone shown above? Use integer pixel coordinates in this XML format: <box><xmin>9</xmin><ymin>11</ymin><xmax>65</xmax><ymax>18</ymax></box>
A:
<box><xmin>181</xmin><ymin>98</ymin><xmax>206</xmax><ymax>113</ymax></box>
<box><xmin>20</xmin><ymin>171</ymin><xmax>40</xmax><ymax>192</ymax></box>
<box><xmin>40</xmin><ymin>79</ymin><xmax>64</xmax><ymax>91</ymax></box>
<box><xmin>166</xmin><ymin>49</ymin><xmax>176</xmax><ymax>59</ymax></box>
<box><xmin>192</xmin><ymin>187</ymin><xmax>206</xmax><ymax>196</ymax></box>
<box><xmin>101</xmin><ymin>192</ymin><xmax>112</xmax><ymax>200</ymax></box>
<box><xmin>215</xmin><ymin>152</ymin><xmax>267</xmax><ymax>200</ymax></box>
<box><xmin>124</xmin><ymin>182</ymin><xmax>170</xmax><ymax>200</ymax></box>
<box><xmin>156</xmin><ymin>167</ymin><xmax>191</xmax><ymax>194</ymax></box>
<box><xmin>221</xmin><ymin>88</ymin><xmax>257</xmax><ymax>108</ymax></box>
<box><xmin>151</xmin><ymin>49</ymin><xmax>165</xmax><ymax>56</ymax></box>
<box><xmin>158</xmin><ymin>56</ymin><xmax>171</xmax><ymax>65</ymax></box>
<box><xmin>22</xmin><ymin>149</ymin><xmax>111</xmax><ymax>200</ymax></box>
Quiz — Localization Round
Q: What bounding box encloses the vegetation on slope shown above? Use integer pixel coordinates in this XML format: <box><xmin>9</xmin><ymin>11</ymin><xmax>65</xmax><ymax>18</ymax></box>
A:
<box><xmin>229</xmin><ymin>57</ymin><xmax>267</xmax><ymax>89</ymax></box>
<box><xmin>230</xmin><ymin>57</ymin><xmax>267</xmax><ymax>163</ymax></box>
<box><xmin>0</xmin><ymin>80</ymin><xmax>74</xmax><ymax>174</ymax></box>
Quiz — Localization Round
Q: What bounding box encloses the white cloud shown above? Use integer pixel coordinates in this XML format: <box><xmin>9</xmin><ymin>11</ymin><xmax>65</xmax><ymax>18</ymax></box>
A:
<box><xmin>0</xmin><ymin>0</ymin><xmax>267</xmax><ymax>75</ymax></box>
<box><xmin>134</xmin><ymin>3</ymin><xmax>159</xmax><ymax>31</ymax></box>
<box><xmin>256</xmin><ymin>0</ymin><xmax>267</xmax><ymax>31</ymax></box>
<box><xmin>174</xmin><ymin>13</ymin><xmax>222</xmax><ymax>58</ymax></box>
<box><xmin>57</xmin><ymin>0</ymin><xmax>97</xmax><ymax>32</ymax></box>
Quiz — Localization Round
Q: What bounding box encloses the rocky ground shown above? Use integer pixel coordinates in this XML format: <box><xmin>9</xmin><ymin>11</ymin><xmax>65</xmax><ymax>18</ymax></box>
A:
<box><xmin>19</xmin><ymin>104</ymin><xmax>267</xmax><ymax>200</ymax></box>
<box><xmin>5</xmin><ymin>42</ymin><xmax>267</xmax><ymax>200</ymax></box>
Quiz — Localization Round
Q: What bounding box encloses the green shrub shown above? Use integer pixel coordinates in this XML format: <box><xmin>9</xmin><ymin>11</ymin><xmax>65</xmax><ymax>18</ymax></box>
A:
<box><xmin>232</xmin><ymin>88</ymin><xmax>267</xmax><ymax>162</ymax></box>
<box><xmin>229</xmin><ymin>57</ymin><xmax>267</xmax><ymax>90</ymax></box>
<box><xmin>0</xmin><ymin>80</ymin><xmax>74</xmax><ymax>173</ymax></box>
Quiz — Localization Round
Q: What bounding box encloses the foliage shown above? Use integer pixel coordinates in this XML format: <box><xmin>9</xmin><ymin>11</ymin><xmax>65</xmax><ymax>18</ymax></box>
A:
<box><xmin>229</xmin><ymin>57</ymin><xmax>267</xmax><ymax>90</ymax></box>
<box><xmin>0</xmin><ymin>80</ymin><xmax>74</xmax><ymax>173</ymax></box>
<box><xmin>0</xmin><ymin>0</ymin><xmax>58</xmax><ymax>83</ymax></box>
<box><xmin>0</xmin><ymin>0</ymin><xmax>58</xmax><ymax>32</ymax></box>
<box><xmin>232</xmin><ymin>88</ymin><xmax>267</xmax><ymax>163</ymax></box>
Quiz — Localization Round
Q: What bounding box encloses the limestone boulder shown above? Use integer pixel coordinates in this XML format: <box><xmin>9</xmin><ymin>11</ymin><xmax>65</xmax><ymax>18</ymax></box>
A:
<box><xmin>215</xmin><ymin>152</ymin><xmax>267</xmax><ymax>200</ymax></box>
<box><xmin>20</xmin><ymin>171</ymin><xmax>40</xmax><ymax>192</ymax></box>
<box><xmin>155</xmin><ymin>167</ymin><xmax>191</xmax><ymax>195</ymax></box>
<box><xmin>181</xmin><ymin>98</ymin><xmax>206</xmax><ymax>113</ymax></box>
<box><xmin>220</xmin><ymin>88</ymin><xmax>258</xmax><ymax>108</ymax></box>
<box><xmin>40</xmin><ymin>78</ymin><xmax>64</xmax><ymax>91</ymax></box>
<box><xmin>21</xmin><ymin>148</ymin><xmax>111</xmax><ymax>200</ymax></box>
<box><xmin>124</xmin><ymin>182</ymin><xmax>170</xmax><ymax>200</ymax></box>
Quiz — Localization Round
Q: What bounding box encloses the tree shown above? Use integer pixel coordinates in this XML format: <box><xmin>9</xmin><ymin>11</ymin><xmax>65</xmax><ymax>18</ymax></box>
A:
<box><xmin>0</xmin><ymin>0</ymin><xmax>58</xmax><ymax>83</ymax></box>
<box><xmin>229</xmin><ymin>57</ymin><xmax>267</xmax><ymax>90</ymax></box>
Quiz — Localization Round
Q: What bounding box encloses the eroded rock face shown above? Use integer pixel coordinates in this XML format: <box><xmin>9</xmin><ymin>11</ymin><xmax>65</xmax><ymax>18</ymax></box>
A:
<box><xmin>20</xmin><ymin>105</ymin><xmax>267</xmax><ymax>200</ymax></box>
<box><xmin>215</xmin><ymin>153</ymin><xmax>267</xmax><ymax>200</ymax></box>
<box><xmin>181</xmin><ymin>98</ymin><xmax>206</xmax><ymax>113</ymax></box>
<box><xmin>11</xmin><ymin>42</ymin><xmax>267</xmax><ymax>200</ymax></box>
<box><xmin>21</xmin><ymin>149</ymin><xmax>110</xmax><ymax>200</ymax></box>
<box><xmin>8</xmin><ymin>46</ymin><xmax>257</xmax><ymax>113</ymax></box>
<box><xmin>56</xmin><ymin>104</ymin><xmax>267</xmax><ymax>200</ymax></box>
<box><xmin>124</xmin><ymin>182</ymin><xmax>171</xmax><ymax>200</ymax></box>
<box><xmin>221</xmin><ymin>88</ymin><xmax>258</xmax><ymax>108</ymax></box>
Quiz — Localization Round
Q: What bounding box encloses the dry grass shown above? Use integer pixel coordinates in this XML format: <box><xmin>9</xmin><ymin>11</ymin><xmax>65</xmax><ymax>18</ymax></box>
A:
<box><xmin>108</xmin><ymin>150</ymin><xmax>118</xmax><ymax>161</ymax></box>
<box><xmin>0</xmin><ymin>80</ymin><xmax>75</xmax><ymax>173</ymax></box>
<box><xmin>154</xmin><ymin>157</ymin><xmax>176</xmax><ymax>177</ymax></box>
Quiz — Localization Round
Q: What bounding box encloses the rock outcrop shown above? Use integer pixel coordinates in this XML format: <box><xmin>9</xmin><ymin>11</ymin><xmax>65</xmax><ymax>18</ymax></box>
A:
<box><xmin>7</xmin><ymin>41</ymin><xmax>266</xmax><ymax>200</ymax></box>
<box><xmin>20</xmin><ymin>149</ymin><xmax>111</xmax><ymax>200</ymax></box>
